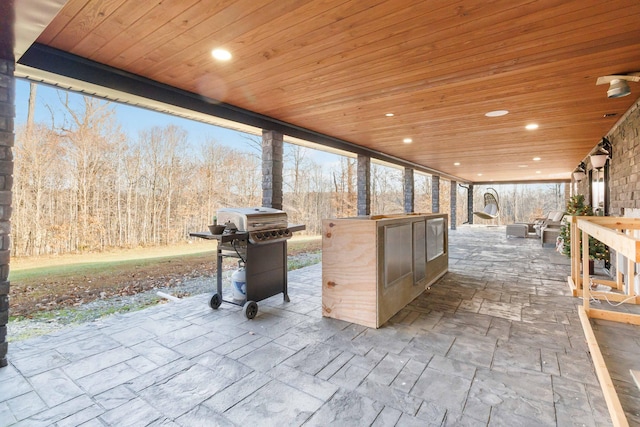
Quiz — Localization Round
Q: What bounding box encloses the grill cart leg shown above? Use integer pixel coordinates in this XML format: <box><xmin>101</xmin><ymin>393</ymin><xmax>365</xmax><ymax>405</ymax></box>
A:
<box><xmin>209</xmin><ymin>246</ymin><xmax>224</xmax><ymax>310</ymax></box>
<box><xmin>283</xmin><ymin>240</ymin><xmax>290</xmax><ymax>302</ymax></box>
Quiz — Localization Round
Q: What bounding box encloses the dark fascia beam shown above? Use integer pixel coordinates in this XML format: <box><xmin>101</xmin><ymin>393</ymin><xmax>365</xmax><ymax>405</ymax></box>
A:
<box><xmin>0</xmin><ymin>0</ymin><xmax>14</xmax><ymax>61</ymax></box>
<box><xmin>18</xmin><ymin>43</ymin><xmax>468</xmax><ymax>183</ymax></box>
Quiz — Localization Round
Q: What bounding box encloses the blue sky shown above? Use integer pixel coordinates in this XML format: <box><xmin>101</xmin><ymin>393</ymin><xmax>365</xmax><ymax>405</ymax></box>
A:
<box><xmin>14</xmin><ymin>78</ymin><xmax>345</xmax><ymax>165</ymax></box>
<box><xmin>14</xmin><ymin>78</ymin><xmax>257</xmax><ymax>151</ymax></box>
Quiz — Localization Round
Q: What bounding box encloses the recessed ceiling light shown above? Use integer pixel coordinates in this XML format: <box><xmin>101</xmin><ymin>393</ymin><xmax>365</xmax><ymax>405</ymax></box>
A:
<box><xmin>385</xmin><ymin>113</ymin><xmax>394</xmax><ymax>117</ymax></box>
<box><xmin>403</xmin><ymin>138</ymin><xmax>412</xmax><ymax>143</ymax></box>
<box><xmin>477</xmin><ymin>173</ymin><xmax>483</xmax><ymax>176</ymax></box>
<box><xmin>211</xmin><ymin>48</ymin><xmax>232</xmax><ymax>61</ymax></box>
<box><xmin>518</xmin><ymin>164</ymin><xmax>528</xmax><ymax>168</ymax></box>
<box><xmin>532</xmin><ymin>157</ymin><xmax>541</xmax><ymax>161</ymax></box>
<box><xmin>485</xmin><ymin>110</ymin><xmax>509</xmax><ymax>117</ymax></box>
<box><xmin>525</xmin><ymin>123</ymin><xmax>539</xmax><ymax>130</ymax></box>
<box><xmin>454</xmin><ymin>162</ymin><xmax>460</xmax><ymax>166</ymax></box>
<box><xmin>536</xmin><ymin>170</ymin><xmax>541</xmax><ymax>174</ymax></box>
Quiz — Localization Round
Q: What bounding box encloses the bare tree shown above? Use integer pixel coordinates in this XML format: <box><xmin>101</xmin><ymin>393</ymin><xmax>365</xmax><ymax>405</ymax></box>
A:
<box><xmin>56</xmin><ymin>95</ymin><xmax>123</xmax><ymax>250</ymax></box>
<box><xmin>13</xmin><ymin>83</ymin><xmax>571</xmax><ymax>258</ymax></box>
<box><xmin>13</xmin><ymin>123</ymin><xmax>63</xmax><ymax>255</ymax></box>
<box><xmin>331</xmin><ymin>157</ymin><xmax>356</xmax><ymax>217</ymax></box>
<box><xmin>371</xmin><ymin>163</ymin><xmax>403</xmax><ymax>215</ymax></box>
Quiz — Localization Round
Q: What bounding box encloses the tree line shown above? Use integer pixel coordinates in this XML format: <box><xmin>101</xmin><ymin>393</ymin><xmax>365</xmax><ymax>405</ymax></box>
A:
<box><xmin>12</xmin><ymin>84</ymin><xmax>564</xmax><ymax>257</ymax></box>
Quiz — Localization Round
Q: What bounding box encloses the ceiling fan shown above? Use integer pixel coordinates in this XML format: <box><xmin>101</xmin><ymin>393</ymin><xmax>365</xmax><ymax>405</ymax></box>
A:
<box><xmin>596</xmin><ymin>72</ymin><xmax>640</xmax><ymax>98</ymax></box>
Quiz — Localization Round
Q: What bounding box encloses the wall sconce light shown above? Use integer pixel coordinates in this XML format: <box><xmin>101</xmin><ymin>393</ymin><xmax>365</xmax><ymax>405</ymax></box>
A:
<box><xmin>600</xmin><ymin>137</ymin><xmax>612</xmax><ymax>159</ymax></box>
<box><xmin>572</xmin><ymin>161</ymin><xmax>586</xmax><ymax>181</ymax></box>
<box><xmin>590</xmin><ymin>137</ymin><xmax>612</xmax><ymax>169</ymax></box>
<box><xmin>596</xmin><ymin>73</ymin><xmax>640</xmax><ymax>98</ymax></box>
<box><xmin>590</xmin><ymin>140</ymin><xmax>610</xmax><ymax>216</ymax></box>
<box><xmin>572</xmin><ymin>171</ymin><xmax>586</xmax><ymax>181</ymax></box>
<box><xmin>590</xmin><ymin>153</ymin><xmax>608</xmax><ymax>170</ymax></box>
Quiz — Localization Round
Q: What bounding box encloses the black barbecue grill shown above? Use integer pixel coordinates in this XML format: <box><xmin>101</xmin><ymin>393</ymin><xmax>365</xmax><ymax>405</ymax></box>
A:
<box><xmin>190</xmin><ymin>207</ymin><xmax>305</xmax><ymax>319</ymax></box>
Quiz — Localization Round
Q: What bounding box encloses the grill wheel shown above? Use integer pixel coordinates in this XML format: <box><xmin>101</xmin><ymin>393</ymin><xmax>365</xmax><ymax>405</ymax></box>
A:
<box><xmin>243</xmin><ymin>300</ymin><xmax>258</xmax><ymax>319</ymax></box>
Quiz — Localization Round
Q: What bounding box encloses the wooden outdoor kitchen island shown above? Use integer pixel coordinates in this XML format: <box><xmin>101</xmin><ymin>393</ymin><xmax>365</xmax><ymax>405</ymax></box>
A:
<box><xmin>321</xmin><ymin>213</ymin><xmax>448</xmax><ymax>328</ymax></box>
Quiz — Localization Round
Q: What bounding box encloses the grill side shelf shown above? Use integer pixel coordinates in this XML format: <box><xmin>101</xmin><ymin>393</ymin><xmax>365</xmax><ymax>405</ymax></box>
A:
<box><xmin>189</xmin><ymin>231</ymin><xmax>249</xmax><ymax>243</ymax></box>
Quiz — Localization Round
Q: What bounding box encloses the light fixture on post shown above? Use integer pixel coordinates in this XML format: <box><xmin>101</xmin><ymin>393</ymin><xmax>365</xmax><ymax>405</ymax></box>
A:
<box><xmin>596</xmin><ymin>72</ymin><xmax>640</xmax><ymax>98</ymax></box>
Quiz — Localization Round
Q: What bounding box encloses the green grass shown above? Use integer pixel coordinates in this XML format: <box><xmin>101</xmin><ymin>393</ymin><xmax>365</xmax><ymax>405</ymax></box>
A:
<box><xmin>11</xmin><ymin>237</ymin><xmax>321</xmax><ymax>281</ymax></box>
<box><xmin>10</xmin><ymin>250</ymin><xmax>217</xmax><ymax>282</ymax></box>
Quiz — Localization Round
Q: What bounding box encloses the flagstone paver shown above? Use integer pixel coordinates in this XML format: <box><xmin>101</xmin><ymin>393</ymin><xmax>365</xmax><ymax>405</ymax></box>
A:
<box><xmin>3</xmin><ymin>225</ymin><xmax>638</xmax><ymax>425</ymax></box>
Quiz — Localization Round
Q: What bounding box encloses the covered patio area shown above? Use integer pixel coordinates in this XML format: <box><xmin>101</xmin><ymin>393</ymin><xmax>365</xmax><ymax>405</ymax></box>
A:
<box><xmin>2</xmin><ymin>226</ymin><xmax>635</xmax><ymax>426</ymax></box>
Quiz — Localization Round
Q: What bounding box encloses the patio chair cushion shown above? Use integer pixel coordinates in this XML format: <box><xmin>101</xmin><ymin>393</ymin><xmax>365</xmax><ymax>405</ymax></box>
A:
<box><xmin>550</xmin><ymin>211</ymin><xmax>564</xmax><ymax>222</ymax></box>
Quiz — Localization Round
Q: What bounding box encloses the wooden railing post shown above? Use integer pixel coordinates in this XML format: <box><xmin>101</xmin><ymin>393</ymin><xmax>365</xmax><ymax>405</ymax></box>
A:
<box><xmin>582</xmin><ymin>228</ymin><xmax>590</xmax><ymax>312</ymax></box>
<box><xmin>570</xmin><ymin>216</ymin><xmax>582</xmax><ymax>292</ymax></box>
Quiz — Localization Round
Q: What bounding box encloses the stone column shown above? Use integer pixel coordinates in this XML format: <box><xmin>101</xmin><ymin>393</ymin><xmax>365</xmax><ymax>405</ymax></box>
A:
<box><xmin>403</xmin><ymin>167</ymin><xmax>414</xmax><ymax>213</ymax></box>
<box><xmin>431</xmin><ymin>175</ymin><xmax>440</xmax><ymax>213</ymax></box>
<box><xmin>357</xmin><ymin>154</ymin><xmax>370</xmax><ymax>216</ymax></box>
<box><xmin>468</xmin><ymin>184</ymin><xmax>474</xmax><ymax>224</ymax></box>
<box><xmin>0</xmin><ymin>58</ymin><xmax>13</xmax><ymax>368</ymax></box>
<box><xmin>450</xmin><ymin>180</ymin><xmax>457</xmax><ymax>230</ymax></box>
<box><xmin>261</xmin><ymin>130</ymin><xmax>283</xmax><ymax>210</ymax></box>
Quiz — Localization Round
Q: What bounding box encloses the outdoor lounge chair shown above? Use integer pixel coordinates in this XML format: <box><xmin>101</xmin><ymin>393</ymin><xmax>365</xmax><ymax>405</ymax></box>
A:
<box><xmin>541</xmin><ymin>222</ymin><xmax>562</xmax><ymax>247</ymax></box>
<box><xmin>473</xmin><ymin>188</ymin><xmax>500</xmax><ymax>220</ymax></box>
<box><xmin>537</xmin><ymin>212</ymin><xmax>566</xmax><ymax>247</ymax></box>
<box><xmin>533</xmin><ymin>211</ymin><xmax>564</xmax><ymax>236</ymax></box>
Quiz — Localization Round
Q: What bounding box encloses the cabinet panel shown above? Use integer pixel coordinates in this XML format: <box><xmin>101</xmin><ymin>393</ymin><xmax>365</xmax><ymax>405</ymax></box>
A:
<box><xmin>413</xmin><ymin>220</ymin><xmax>426</xmax><ymax>284</ymax></box>
<box><xmin>427</xmin><ymin>217</ymin><xmax>445</xmax><ymax>261</ymax></box>
<box><xmin>321</xmin><ymin>219</ymin><xmax>378</xmax><ymax>328</ymax></box>
<box><xmin>383</xmin><ymin>223</ymin><xmax>413</xmax><ymax>289</ymax></box>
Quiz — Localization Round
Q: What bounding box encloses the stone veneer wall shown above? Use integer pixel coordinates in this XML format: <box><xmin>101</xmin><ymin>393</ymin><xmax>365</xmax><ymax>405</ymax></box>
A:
<box><xmin>431</xmin><ymin>175</ymin><xmax>440</xmax><ymax>213</ymax></box>
<box><xmin>403</xmin><ymin>167</ymin><xmax>414</xmax><ymax>213</ymax></box>
<box><xmin>607</xmin><ymin>99</ymin><xmax>640</xmax><ymax>216</ymax></box>
<box><xmin>0</xmin><ymin>58</ymin><xmax>13</xmax><ymax>367</ymax></box>
<box><xmin>261</xmin><ymin>130</ymin><xmax>283</xmax><ymax>210</ymax></box>
<box><xmin>572</xmin><ymin>98</ymin><xmax>640</xmax><ymax>215</ymax></box>
<box><xmin>357</xmin><ymin>154</ymin><xmax>371</xmax><ymax>216</ymax></box>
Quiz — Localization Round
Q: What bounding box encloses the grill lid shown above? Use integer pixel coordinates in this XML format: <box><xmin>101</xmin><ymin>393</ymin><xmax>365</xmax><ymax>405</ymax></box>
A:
<box><xmin>217</xmin><ymin>207</ymin><xmax>288</xmax><ymax>232</ymax></box>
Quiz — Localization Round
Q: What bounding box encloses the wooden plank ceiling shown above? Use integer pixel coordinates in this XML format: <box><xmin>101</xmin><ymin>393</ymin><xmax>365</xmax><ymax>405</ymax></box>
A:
<box><xmin>16</xmin><ymin>0</ymin><xmax>640</xmax><ymax>183</ymax></box>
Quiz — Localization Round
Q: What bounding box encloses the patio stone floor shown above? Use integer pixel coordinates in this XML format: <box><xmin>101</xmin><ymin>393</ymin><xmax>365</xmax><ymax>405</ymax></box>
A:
<box><xmin>1</xmin><ymin>225</ymin><xmax>638</xmax><ymax>426</ymax></box>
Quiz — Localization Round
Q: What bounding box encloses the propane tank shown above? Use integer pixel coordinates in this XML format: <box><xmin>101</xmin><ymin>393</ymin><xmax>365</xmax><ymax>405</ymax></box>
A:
<box><xmin>231</xmin><ymin>261</ymin><xmax>247</xmax><ymax>303</ymax></box>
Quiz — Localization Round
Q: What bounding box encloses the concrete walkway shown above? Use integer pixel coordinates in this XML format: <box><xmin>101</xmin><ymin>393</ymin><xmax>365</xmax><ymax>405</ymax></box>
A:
<box><xmin>0</xmin><ymin>225</ymin><xmax>635</xmax><ymax>426</ymax></box>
